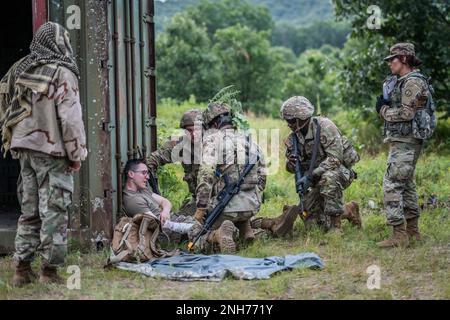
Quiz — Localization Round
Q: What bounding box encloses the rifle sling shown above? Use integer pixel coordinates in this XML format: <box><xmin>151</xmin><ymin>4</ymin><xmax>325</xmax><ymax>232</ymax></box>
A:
<box><xmin>292</xmin><ymin>118</ymin><xmax>321</xmax><ymax>177</ymax></box>
<box><xmin>306</xmin><ymin>118</ymin><xmax>321</xmax><ymax>176</ymax></box>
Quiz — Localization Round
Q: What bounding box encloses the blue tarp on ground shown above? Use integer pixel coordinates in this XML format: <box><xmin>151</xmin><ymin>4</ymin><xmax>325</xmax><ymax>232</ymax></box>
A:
<box><xmin>116</xmin><ymin>252</ymin><xmax>324</xmax><ymax>281</ymax></box>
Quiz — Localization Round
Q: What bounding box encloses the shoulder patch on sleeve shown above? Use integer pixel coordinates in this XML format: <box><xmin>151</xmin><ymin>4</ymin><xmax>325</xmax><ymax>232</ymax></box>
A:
<box><xmin>402</xmin><ymin>79</ymin><xmax>423</xmax><ymax>106</ymax></box>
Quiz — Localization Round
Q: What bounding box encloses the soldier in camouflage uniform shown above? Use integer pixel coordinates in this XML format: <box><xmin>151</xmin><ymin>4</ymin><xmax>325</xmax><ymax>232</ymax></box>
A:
<box><xmin>146</xmin><ymin>109</ymin><xmax>203</xmax><ymax>216</ymax></box>
<box><xmin>376</xmin><ymin>43</ymin><xmax>433</xmax><ymax>248</ymax></box>
<box><xmin>194</xmin><ymin>103</ymin><xmax>266</xmax><ymax>253</ymax></box>
<box><xmin>0</xmin><ymin>23</ymin><xmax>87</xmax><ymax>286</ymax></box>
<box><xmin>281</xmin><ymin>96</ymin><xmax>360</xmax><ymax>233</ymax></box>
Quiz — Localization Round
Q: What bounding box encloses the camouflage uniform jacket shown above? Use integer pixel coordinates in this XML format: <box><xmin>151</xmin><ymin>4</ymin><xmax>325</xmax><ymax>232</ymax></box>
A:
<box><xmin>380</xmin><ymin>71</ymin><xmax>429</xmax><ymax>144</ymax></box>
<box><xmin>196</xmin><ymin>127</ymin><xmax>264</xmax><ymax>213</ymax></box>
<box><xmin>147</xmin><ymin>135</ymin><xmax>200</xmax><ymax>196</ymax></box>
<box><xmin>285</xmin><ymin>116</ymin><xmax>344</xmax><ymax>179</ymax></box>
<box><xmin>10</xmin><ymin>66</ymin><xmax>87</xmax><ymax>162</ymax></box>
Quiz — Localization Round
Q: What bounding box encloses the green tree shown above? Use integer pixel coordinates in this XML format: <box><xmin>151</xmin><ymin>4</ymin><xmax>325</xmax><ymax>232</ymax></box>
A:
<box><xmin>282</xmin><ymin>46</ymin><xmax>340</xmax><ymax>114</ymax></box>
<box><xmin>187</xmin><ymin>0</ymin><xmax>274</xmax><ymax>39</ymax></box>
<box><xmin>272</xmin><ymin>20</ymin><xmax>350</xmax><ymax>55</ymax></box>
<box><xmin>212</xmin><ymin>25</ymin><xmax>284</xmax><ymax>114</ymax></box>
<box><xmin>333</xmin><ymin>0</ymin><xmax>450</xmax><ymax>115</ymax></box>
<box><xmin>156</xmin><ymin>13</ymin><xmax>223</xmax><ymax>102</ymax></box>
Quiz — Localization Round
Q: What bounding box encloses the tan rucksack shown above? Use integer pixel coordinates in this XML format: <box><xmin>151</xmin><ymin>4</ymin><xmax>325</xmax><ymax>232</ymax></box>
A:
<box><xmin>107</xmin><ymin>213</ymin><xmax>177</xmax><ymax>265</ymax></box>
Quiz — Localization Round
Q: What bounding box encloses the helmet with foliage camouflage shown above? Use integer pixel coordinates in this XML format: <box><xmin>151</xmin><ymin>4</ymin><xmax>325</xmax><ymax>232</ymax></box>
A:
<box><xmin>202</xmin><ymin>103</ymin><xmax>231</xmax><ymax>127</ymax></box>
<box><xmin>280</xmin><ymin>96</ymin><xmax>315</xmax><ymax>120</ymax></box>
<box><xmin>180</xmin><ymin>109</ymin><xmax>203</xmax><ymax>128</ymax></box>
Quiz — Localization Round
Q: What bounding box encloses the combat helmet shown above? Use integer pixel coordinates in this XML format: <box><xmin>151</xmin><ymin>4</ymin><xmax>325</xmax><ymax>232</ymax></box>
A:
<box><xmin>180</xmin><ymin>109</ymin><xmax>203</xmax><ymax>128</ymax></box>
<box><xmin>280</xmin><ymin>96</ymin><xmax>314</xmax><ymax>120</ymax></box>
<box><xmin>202</xmin><ymin>103</ymin><xmax>231</xmax><ymax>127</ymax></box>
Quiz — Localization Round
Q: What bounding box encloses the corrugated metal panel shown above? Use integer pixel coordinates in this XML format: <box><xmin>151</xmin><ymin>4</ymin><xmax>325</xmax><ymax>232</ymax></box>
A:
<box><xmin>0</xmin><ymin>1</ymin><xmax>157</xmax><ymax>252</ymax></box>
<box><xmin>45</xmin><ymin>0</ymin><xmax>157</xmax><ymax>244</ymax></box>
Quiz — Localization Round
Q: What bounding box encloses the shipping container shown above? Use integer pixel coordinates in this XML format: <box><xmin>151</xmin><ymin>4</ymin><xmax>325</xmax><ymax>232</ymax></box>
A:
<box><xmin>0</xmin><ymin>0</ymin><xmax>157</xmax><ymax>253</ymax></box>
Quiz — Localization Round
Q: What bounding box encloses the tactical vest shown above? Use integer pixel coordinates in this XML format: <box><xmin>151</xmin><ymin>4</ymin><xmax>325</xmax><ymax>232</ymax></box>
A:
<box><xmin>384</xmin><ymin>72</ymin><xmax>436</xmax><ymax>140</ymax></box>
<box><xmin>295</xmin><ymin>117</ymin><xmax>359</xmax><ymax>171</ymax></box>
<box><xmin>217</xmin><ymin>132</ymin><xmax>261</xmax><ymax>192</ymax></box>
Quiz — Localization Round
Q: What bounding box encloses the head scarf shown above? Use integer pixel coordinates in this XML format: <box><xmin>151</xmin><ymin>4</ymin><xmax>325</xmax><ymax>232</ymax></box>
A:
<box><xmin>0</xmin><ymin>22</ymin><xmax>79</xmax><ymax>155</ymax></box>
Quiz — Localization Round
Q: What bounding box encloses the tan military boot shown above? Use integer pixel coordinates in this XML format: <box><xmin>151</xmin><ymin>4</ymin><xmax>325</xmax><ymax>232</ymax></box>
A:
<box><xmin>39</xmin><ymin>263</ymin><xmax>64</xmax><ymax>285</ymax></box>
<box><xmin>272</xmin><ymin>205</ymin><xmax>299</xmax><ymax>237</ymax></box>
<box><xmin>12</xmin><ymin>261</ymin><xmax>37</xmax><ymax>287</ymax></box>
<box><xmin>406</xmin><ymin>217</ymin><xmax>422</xmax><ymax>242</ymax></box>
<box><xmin>328</xmin><ymin>215</ymin><xmax>343</xmax><ymax>234</ymax></box>
<box><xmin>342</xmin><ymin>201</ymin><xmax>362</xmax><ymax>228</ymax></box>
<box><xmin>377</xmin><ymin>222</ymin><xmax>409</xmax><ymax>248</ymax></box>
<box><xmin>253</xmin><ymin>205</ymin><xmax>298</xmax><ymax>238</ymax></box>
<box><xmin>236</xmin><ymin>220</ymin><xmax>255</xmax><ymax>243</ymax></box>
<box><xmin>208</xmin><ymin>220</ymin><xmax>237</xmax><ymax>254</ymax></box>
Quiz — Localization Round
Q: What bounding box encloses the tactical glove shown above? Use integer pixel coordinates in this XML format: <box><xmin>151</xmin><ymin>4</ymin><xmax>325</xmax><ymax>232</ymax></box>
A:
<box><xmin>376</xmin><ymin>95</ymin><xmax>389</xmax><ymax>114</ymax></box>
<box><xmin>297</xmin><ymin>175</ymin><xmax>311</xmax><ymax>193</ymax></box>
<box><xmin>194</xmin><ymin>208</ymin><xmax>207</xmax><ymax>224</ymax></box>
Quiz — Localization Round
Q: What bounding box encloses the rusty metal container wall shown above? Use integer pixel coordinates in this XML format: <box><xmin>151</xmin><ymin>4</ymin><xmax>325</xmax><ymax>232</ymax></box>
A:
<box><xmin>42</xmin><ymin>0</ymin><xmax>156</xmax><ymax>245</ymax></box>
<box><xmin>0</xmin><ymin>0</ymin><xmax>156</xmax><ymax>253</ymax></box>
<box><xmin>108</xmin><ymin>0</ymin><xmax>154</xmax><ymax>226</ymax></box>
<box><xmin>48</xmin><ymin>0</ymin><xmax>93</xmax><ymax>243</ymax></box>
<box><xmin>47</xmin><ymin>1</ymin><xmax>113</xmax><ymax>243</ymax></box>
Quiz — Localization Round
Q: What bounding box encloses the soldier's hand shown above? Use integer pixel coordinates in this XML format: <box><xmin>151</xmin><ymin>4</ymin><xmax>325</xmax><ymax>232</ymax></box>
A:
<box><xmin>160</xmin><ymin>210</ymin><xmax>170</xmax><ymax>227</ymax></box>
<box><xmin>68</xmin><ymin>161</ymin><xmax>81</xmax><ymax>172</ymax></box>
<box><xmin>288</xmin><ymin>154</ymin><xmax>299</xmax><ymax>168</ymax></box>
<box><xmin>194</xmin><ymin>208</ymin><xmax>207</xmax><ymax>224</ymax></box>
<box><xmin>297</xmin><ymin>175</ymin><xmax>311</xmax><ymax>192</ymax></box>
<box><xmin>376</xmin><ymin>95</ymin><xmax>389</xmax><ymax>114</ymax></box>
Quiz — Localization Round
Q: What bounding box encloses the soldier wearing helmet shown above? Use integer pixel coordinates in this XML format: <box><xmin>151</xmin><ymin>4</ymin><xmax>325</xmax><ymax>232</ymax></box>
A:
<box><xmin>282</xmin><ymin>96</ymin><xmax>360</xmax><ymax>232</ymax></box>
<box><xmin>193</xmin><ymin>103</ymin><xmax>267</xmax><ymax>254</ymax></box>
<box><xmin>146</xmin><ymin>109</ymin><xmax>203</xmax><ymax>216</ymax></box>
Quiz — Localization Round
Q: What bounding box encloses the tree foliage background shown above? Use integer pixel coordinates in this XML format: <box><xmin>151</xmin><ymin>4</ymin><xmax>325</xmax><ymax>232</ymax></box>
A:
<box><xmin>155</xmin><ymin>0</ymin><xmax>450</xmax><ymax>152</ymax></box>
<box><xmin>333</xmin><ymin>0</ymin><xmax>450</xmax><ymax>116</ymax></box>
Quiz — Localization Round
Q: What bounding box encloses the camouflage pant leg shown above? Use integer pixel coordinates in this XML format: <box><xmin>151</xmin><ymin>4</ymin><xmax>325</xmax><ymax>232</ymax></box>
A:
<box><xmin>14</xmin><ymin>151</ymin><xmax>73</xmax><ymax>267</ymax></box>
<box><xmin>317</xmin><ymin>166</ymin><xmax>349</xmax><ymax>217</ymax></box>
<box><xmin>303</xmin><ymin>187</ymin><xmax>326</xmax><ymax>228</ymax></box>
<box><xmin>211</xmin><ymin>211</ymin><xmax>254</xmax><ymax>230</ymax></box>
<box><xmin>403</xmin><ymin>179</ymin><xmax>420</xmax><ymax>220</ymax></box>
<box><xmin>177</xmin><ymin>197</ymin><xmax>197</xmax><ymax>216</ymax></box>
<box><xmin>383</xmin><ymin>142</ymin><xmax>422</xmax><ymax>225</ymax></box>
<box><xmin>14</xmin><ymin>154</ymin><xmax>41</xmax><ymax>263</ymax></box>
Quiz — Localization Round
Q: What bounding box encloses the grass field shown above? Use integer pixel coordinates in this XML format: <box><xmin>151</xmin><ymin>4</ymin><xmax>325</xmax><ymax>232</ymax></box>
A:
<box><xmin>1</xmin><ymin>101</ymin><xmax>449</xmax><ymax>299</ymax></box>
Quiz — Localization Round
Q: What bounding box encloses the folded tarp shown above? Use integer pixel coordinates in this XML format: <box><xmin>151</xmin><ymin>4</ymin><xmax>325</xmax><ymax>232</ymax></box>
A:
<box><xmin>116</xmin><ymin>252</ymin><xmax>323</xmax><ymax>281</ymax></box>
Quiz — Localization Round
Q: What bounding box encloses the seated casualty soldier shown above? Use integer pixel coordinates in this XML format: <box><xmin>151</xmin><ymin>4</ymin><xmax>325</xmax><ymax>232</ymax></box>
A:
<box><xmin>122</xmin><ymin>159</ymin><xmax>197</xmax><ymax>242</ymax></box>
<box><xmin>146</xmin><ymin>109</ymin><xmax>203</xmax><ymax>216</ymax></box>
<box><xmin>122</xmin><ymin>158</ymin><xmax>262</xmax><ymax>253</ymax></box>
<box><xmin>281</xmin><ymin>96</ymin><xmax>361</xmax><ymax>233</ymax></box>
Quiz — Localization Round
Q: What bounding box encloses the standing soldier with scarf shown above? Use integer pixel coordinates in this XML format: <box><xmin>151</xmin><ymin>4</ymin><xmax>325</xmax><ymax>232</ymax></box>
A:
<box><xmin>0</xmin><ymin>22</ymin><xmax>87</xmax><ymax>286</ymax></box>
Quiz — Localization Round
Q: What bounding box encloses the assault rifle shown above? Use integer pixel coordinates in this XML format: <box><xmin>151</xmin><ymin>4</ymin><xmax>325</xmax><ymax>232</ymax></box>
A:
<box><xmin>291</xmin><ymin>118</ymin><xmax>321</xmax><ymax>219</ymax></box>
<box><xmin>187</xmin><ymin>155</ymin><xmax>259</xmax><ymax>251</ymax></box>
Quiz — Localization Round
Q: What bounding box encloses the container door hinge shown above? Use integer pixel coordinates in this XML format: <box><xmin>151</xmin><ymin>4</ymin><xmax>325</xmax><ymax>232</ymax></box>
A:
<box><xmin>104</xmin><ymin>189</ymin><xmax>116</xmax><ymax>198</ymax></box>
<box><xmin>143</xmin><ymin>13</ymin><xmax>154</xmax><ymax>24</ymax></box>
<box><xmin>144</xmin><ymin>67</ymin><xmax>156</xmax><ymax>77</ymax></box>
<box><xmin>145</xmin><ymin>117</ymin><xmax>156</xmax><ymax>128</ymax></box>
<box><xmin>100</xmin><ymin>59</ymin><xmax>113</xmax><ymax>70</ymax></box>
<box><xmin>102</xmin><ymin>121</ymin><xmax>115</xmax><ymax>132</ymax></box>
